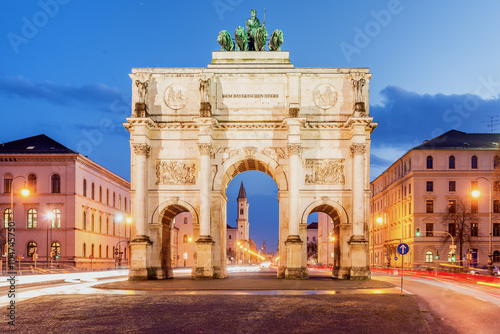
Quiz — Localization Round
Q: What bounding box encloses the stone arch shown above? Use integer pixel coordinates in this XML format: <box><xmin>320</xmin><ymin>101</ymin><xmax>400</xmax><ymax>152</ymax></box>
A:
<box><xmin>151</xmin><ymin>199</ymin><xmax>199</xmax><ymax>226</ymax></box>
<box><xmin>300</xmin><ymin>198</ymin><xmax>349</xmax><ymax>226</ymax></box>
<box><xmin>213</xmin><ymin>151</ymin><xmax>287</xmax><ymax>193</ymax></box>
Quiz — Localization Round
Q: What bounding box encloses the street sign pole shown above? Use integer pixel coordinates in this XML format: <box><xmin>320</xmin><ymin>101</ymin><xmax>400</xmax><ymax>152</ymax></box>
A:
<box><xmin>401</xmin><ymin>254</ymin><xmax>404</xmax><ymax>296</ymax></box>
<box><xmin>397</xmin><ymin>243</ymin><xmax>409</xmax><ymax>296</ymax></box>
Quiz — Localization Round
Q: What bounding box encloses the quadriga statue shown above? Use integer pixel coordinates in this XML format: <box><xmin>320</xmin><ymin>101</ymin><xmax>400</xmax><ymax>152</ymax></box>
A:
<box><xmin>217</xmin><ymin>30</ymin><xmax>234</xmax><ymax>51</ymax></box>
<box><xmin>234</xmin><ymin>26</ymin><xmax>249</xmax><ymax>51</ymax></box>
<box><xmin>254</xmin><ymin>25</ymin><xmax>268</xmax><ymax>51</ymax></box>
<box><xmin>269</xmin><ymin>29</ymin><xmax>284</xmax><ymax>51</ymax></box>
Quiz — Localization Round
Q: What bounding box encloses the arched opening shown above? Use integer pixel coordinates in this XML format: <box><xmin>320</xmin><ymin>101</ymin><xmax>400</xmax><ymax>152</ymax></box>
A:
<box><xmin>225</xmin><ymin>171</ymin><xmax>278</xmax><ymax>269</ymax></box>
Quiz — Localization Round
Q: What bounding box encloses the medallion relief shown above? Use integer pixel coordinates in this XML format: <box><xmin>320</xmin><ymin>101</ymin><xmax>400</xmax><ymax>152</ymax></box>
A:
<box><xmin>305</xmin><ymin>159</ymin><xmax>345</xmax><ymax>184</ymax></box>
<box><xmin>156</xmin><ymin>161</ymin><xmax>197</xmax><ymax>184</ymax></box>
<box><xmin>164</xmin><ymin>84</ymin><xmax>188</xmax><ymax>110</ymax></box>
<box><xmin>313</xmin><ymin>84</ymin><xmax>338</xmax><ymax>110</ymax></box>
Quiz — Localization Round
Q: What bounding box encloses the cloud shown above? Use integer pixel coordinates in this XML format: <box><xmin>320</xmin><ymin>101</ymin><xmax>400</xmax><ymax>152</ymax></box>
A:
<box><xmin>369</xmin><ymin>86</ymin><xmax>500</xmax><ymax>178</ymax></box>
<box><xmin>0</xmin><ymin>74</ymin><xmax>129</xmax><ymax>114</ymax></box>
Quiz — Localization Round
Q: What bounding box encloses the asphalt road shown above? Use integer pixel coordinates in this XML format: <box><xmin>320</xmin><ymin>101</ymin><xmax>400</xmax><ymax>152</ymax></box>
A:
<box><xmin>374</xmin><ymin>273</ymin><xmax>500</xmax><ymax>334</ymax></box>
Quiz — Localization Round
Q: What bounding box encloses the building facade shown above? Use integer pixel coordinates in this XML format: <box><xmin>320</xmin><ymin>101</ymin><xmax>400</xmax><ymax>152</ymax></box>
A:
<box><xmin>370</xmin><ymin>130</ymin><xmax>500</xmax><ymax>269</ymax></box>
<box><xmin>0</xmin><ymin>135</ymin><xmax>131</xmax><ymax>271</ymax></box>
<box><xmin>126</xmin><ymin>50</ymin><xmax>375</xmax><ymax>280</ymax></box>
<box><xmin>317</xmin><ymin>212</ymin><xmax>336</xmax><ymax>266</ymax></box>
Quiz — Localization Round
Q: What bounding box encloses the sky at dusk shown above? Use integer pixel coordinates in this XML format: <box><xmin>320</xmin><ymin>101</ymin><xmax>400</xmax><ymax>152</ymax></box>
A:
<box><xmin>1</xmin><ymin>0</ymin><xmax>500</xmax><ymax>251</ymax></box>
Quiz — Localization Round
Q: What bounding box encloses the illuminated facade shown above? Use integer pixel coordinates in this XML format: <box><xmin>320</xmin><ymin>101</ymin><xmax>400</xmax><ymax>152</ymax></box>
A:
<box><xmin>0</xmin><ymin>135</ymin><xmax>131</xmax><ymax>270</ymax></box>
<box><xmin>370</xmin><ymin>130</ymin><xmax>500</xmax><ymax>269</ymax></box>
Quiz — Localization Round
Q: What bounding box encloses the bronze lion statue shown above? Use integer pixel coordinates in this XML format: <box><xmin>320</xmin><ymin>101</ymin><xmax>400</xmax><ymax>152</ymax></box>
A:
<box><xmin>254</xmin><ymin>26</ymin><xmax>268</xmax><ymax>51</ymax></box>
<box><xmin>217</xmin><ymin>30</ymin><xmax>234</xmax><ymax>51</ymax></box>
<box><xmin>234</xmin><ymin>26</ymin><xmax>249</xmax><ymax>51</ymax></box>
<box><xmin>269</xmin><ymin>30</ymin><xmax>284</xmax><ymax>51</ymax></box>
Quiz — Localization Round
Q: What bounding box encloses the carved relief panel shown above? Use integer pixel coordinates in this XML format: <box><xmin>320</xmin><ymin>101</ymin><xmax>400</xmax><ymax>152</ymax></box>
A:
<box><xmin>305</xmin><ymin>159</ymin><xmax>345</xmax><ymax>184</ymax></box>
<box><xmin>156</xmin><ymin>161</ymin><xmax>197</xmax><ymax>184</ymax></box>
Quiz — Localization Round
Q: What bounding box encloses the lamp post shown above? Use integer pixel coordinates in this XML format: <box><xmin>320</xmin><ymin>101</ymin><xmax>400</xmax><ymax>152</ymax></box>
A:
<box><xmin>114</xmin><ymin>215</ymin><xmax>131</xmax><ymax>268</ymax></box>
<box><xmin>46</xmin><ymin>211</ymin><xmax>55</xmax><ymax>271</ymax></box>
<box><xmin>472</xmin><ymin>177</ymin><xmax>493</xmax><ymax>276</ymax></box>
<box><xmin>4</xmin><ymin>176</ymin><xmax>29</xmax><ymax>274</ymax></box>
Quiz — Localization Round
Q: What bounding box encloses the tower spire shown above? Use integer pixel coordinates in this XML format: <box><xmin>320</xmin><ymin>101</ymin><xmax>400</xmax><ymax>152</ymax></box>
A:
<box><xmin>237</xmin><ymin>181</ymin><xmax>247</xmax><ymax>199</ymax></box>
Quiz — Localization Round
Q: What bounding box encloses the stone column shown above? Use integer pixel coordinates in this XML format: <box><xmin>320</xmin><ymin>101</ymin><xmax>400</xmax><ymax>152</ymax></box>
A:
<box><xmin>129</xmin><ymin>143</ymin><xmax>151</xmax><ymax>281</ymax></box>
<box><xmin>193</xmin><ymin>143</ymin><xmax>214</xmax><ymax>279</ymax></box>
<box><xmin>349</xmin><ymin>143</ymin><xmax>370</xmax><ymax>280</ymax></box>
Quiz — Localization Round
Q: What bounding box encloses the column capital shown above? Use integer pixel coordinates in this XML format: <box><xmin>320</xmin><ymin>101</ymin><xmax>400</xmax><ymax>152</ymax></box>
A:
<box><xmin>132</xmin><ymin>143</ymin><xmax>151</xmax><ymax>157</ymax></box>
<box><xmin>350</xmin><ymin>143</ymin><xmax>367</xmax><ymax>156</ymax></box>
<box><xmin>198</xmin><ymin>143</ymin><xmax>213</xmax><ymax>155</ymax></box>
<box><xmin>287</xmin><ymin>143</ymin><xmax>302</xmax><ymax>156</ymax></box>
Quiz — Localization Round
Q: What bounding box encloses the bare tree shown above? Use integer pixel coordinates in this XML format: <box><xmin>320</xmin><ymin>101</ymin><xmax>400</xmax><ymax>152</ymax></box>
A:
<box><xmin>307</xmin><ymin>241</ymin><xmax>317</xmax><ymax>262</ymax></box>
<box><xmin>441</xmin><ymin>197</ymin><xmax>479</xmax><ymax>264</ymax></box>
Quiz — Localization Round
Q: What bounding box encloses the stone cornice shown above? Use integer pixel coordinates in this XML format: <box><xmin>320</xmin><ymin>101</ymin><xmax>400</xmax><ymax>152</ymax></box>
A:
<box><xmin>350</xmin><ymin>143</ymin><xmax>367</xmax><ymax>156</ymax></box>
<box><xmin>132</xmin><ymin>143</ymin><xmax>151</xmax><ymax>157</ymax></box>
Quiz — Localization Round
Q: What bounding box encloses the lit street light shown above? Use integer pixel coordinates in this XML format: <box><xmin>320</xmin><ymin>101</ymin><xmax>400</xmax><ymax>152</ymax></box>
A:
<box><xmin>472</xmin><ymin>177</ymin><xmax>493</xmax><ymax>276</ymax></box>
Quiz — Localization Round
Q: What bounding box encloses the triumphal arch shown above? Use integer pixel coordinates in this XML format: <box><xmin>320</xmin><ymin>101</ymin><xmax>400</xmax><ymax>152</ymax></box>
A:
<box><xmin>125</xmin><ymin>17</ymin><xmax>376</xmax><ymax>280</ymax></box>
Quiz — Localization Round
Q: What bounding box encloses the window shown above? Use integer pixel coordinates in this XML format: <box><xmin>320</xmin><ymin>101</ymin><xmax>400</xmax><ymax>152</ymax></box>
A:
<box><xmin>28</xmin><ymin>174</ymin><xmax>37</xmax><ymax>193</ymax></box>
<box><xmin>106</xmin><ymin>189</ymin><xmax>109</xmax><ymax>205</ymax></box>
<box><xmin>426</xmin><ymin>223</ymin><xmax>434</xmax><ymax>237</ymax></box>
<box><xmin>106</xmin><ymin>217</ymin><xmax>109</xmax><ymax>234</ymax></box>
<box><xmin>183</xmin><ymin>234</ymin><xmax>188</xmax><ymax>243</ymax></box>
<box><xmin>494</xmin><ymin>155</ymin><xmax>500</xmax><ymax>169</ymax></box>
<box><xmin>471</xmin><ymin>199</ymin><xmax>478</xmax><ymax>213</ymax></box>
<box><xmin>106</xmin><ymin>245</ymin><xmax>109</xmax><ymax>258</ymax></box>
<box><xmin>471</xmin><ymin>223</ymin><xmax>479</xmax><ymax>236</ymax></box>
<box><xmin>99</xmin><ymin>216</ymin><xmax>102</xmax><ymax>233</ymax></box>
<box><xmin>119</xmin><ymin>195</ymin><xmax>122</xmax><ymax>210</ymax></box>
<box><xmin>83</xmin><ymin>179</ymin><xmax>87</xmax><ymax>197</ymax></box>
<box><xmin>449</xmin><ymin>181</ymin><xmax>456</xmax><ymax>192</ymax></box>
<box><xmin>426</xmin><ymin>181</ymin><xmax>434</xmax><ymax>192</ymax></box>
<box><xmin>3</xmin><ymin>209</ymin><xmax>12</xmax><ymax>228</ymax></box>
<box><xmin>471</xmin><ymin>156</ymin><xmax>478</xmax><ymax>169</ymax></box>
<box><xmin>426</xmin><ymin>200</ymin><xmax>434</xmax><ymax>213</ymax></box>
<box><xmin>83</xmin><ymin>243</ymin><xmax>86</xmax><ymax>257</ymax></box>
<box><xmin>449</xmin><ymin>156</ymin><xmax>455</xmax><ymax>169</ymax></box>
<box><xmin>184</xmin><ymin>217</ymin><xmax>188</xmax><ymax>224</ymax></box>
<box><xmin>426</xmin><ymin>156</ymin><xmax>433</xmax><ymax>169</ymax></box>
<box><xmin>91</xmin><ymin>183</ymin><xmax>95</xmax><ymax>200</ymax></box>
<box><xmin>51</xmin><ymin>242</ymin><xmax>61</xmax><ymax>258</ymax></box>
<box><xmin>91</xmin><ymin>214</ymin><xmax>95</xmax><ymax>231</ymax></box>
<box><xmin>27</xmin><ymin>242</ymin><xmax>37</xmax><ymax>257</ymax></box>
<box><xmin>83</xmin><ymin>211</ymin><xmax>87</xmax><ymax>230</ymax></box>
<box><xmin>313</xmin><ymin>236</ymin><xmax>316</xmax><ymax>242</ymax></box>
<box><xmin>494</xmin><ymin>200</ymin><xmax>500</xmax><ymax>214</ymax></box>
<box><xmin>124</xmin><ymin>198</ymin><xmax>127</xmax><ymax>212</ymax></box>
<box><xmin>408</xmin><ymin>203</ymin><xmax>412</xmax><ymax>215</ymax></box>
<box><xmin>425</xmin><ymin>251</ymin><xmax>433</xmax><ymax>263</ymax></box>
<box><xmin>99</xmin><ymin>245</ymin><xmax>102</xmax><ymax>258</ymax></box>
<box><xmin>112</xmin><ymin>246</ymin><xmax>115</xmax><ymax>258</ymax></box>
<box><xmin>494</xmin><ymin>250</ymin><xmax>500</xmax><ymax>262</ymax></box>
<box><xmin>471</xmin><ymin>180</ymin><xmax>478</xmax><ymax>192</ymax></box>
<box><xmin>448</xmin><ymin>200</ymin><xmax>456</xmax><ymax>213</ymax></box>
<box><xmin>113</xmin><ymin>192</ymin><xmax>116</xmax><ymax>207</ymax></box>
<box><xmin>4</xmin><ymin>174</ymin><xmax>12</xmax><ymax>193</ymax></box>
<box><xmin>493</xmin><ymin>223</ymin><xmax>500</xmax><ymax>237</ymax></box>
<box><xmin>99</xmin><ymin>186</ymin><xmax>102</xmax><ymax>202</ymax></box>
<box><xmin>27</xmin><ymin>209</ymin><xmax>37</xmax><ymax>228</ymax></box>
<box><xmin>229</xmin><ymin>235</ymin><xmax>231</xmax><ymax>239</ymax></box>
<box><xmin>51</xmin><ymin>174</ymin><xmax>61</xmax><ymax>193</ymax></box>
<box><xmin>448</xmin><ymin>223</ymin><xmax>456</xmax><ymax>236</ymax></box>
<box><xmin>52</xmin><ymin>208</ymin><xmax>61</xmax><ymax>228</ymax></box>
<box><xmin>91</xmin><ymin>244</ymin><xmax>95</xmax><ymax>257</ymax></box>
<box><xmin>409</xmin><ymin>184</ymin><xmax>411</xmax><ymax>194</ymax></box>
<box><xmin>113</xmin><ymin>221</ymin><xmax>115</xmax><ymax>236</ymax></box>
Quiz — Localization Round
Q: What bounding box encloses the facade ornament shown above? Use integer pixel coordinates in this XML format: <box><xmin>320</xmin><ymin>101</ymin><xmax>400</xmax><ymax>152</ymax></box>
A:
<box><xmin>198</xmin><ymin>143</ymin><xmax>213</xmax><ymax>155</ymax></box>
<box><xmin>305</xmin><ymin>159</ymin><xmax>345</xmax><ymax>185</ymax></box>
<box><xmin>164</xmin><ymin>84</ymin><xmax>188</xmax><ymax>110</ymax></box>
<box><xmin>156</xmin><ymin>161</ymin><xmax>196</xmax><ymax>184</ymax></box>
<box><xmin>352</xmin><ymin>75</ymin><xmax>366</xmax><ymax>116</ymax></box>
<box><xmin>199</xmin><ymin>74</ymin><xmax>212</xmax><ymax>117</ymax></box>
<box><xmin>289</xmin><ymin>106</ymin><xmax>300</xmax><ymax>118</ymax></box>
<box><xmin>132</xmin><ymin>143</ymin><xmax>151</xmax><ymax>157</ymax></box>
<box><xmin>350</xmin><ymin>143</ymin><xmax>367</xmax><ymax>156</ymax></box>
<box><xmin>314</xmin><ymin>84</ymin><xmax>338</xmax><ymax>110</ymax></box>
<box><xmin>134</xmin><ymin>80</ymin><xmax>149</xmax><ymax>117</ymax></box>
<box><xmin>287</xmin><ymin>143</ymin><xmax>302</xmax><ymax>156</ymax></box>
<box><xmin>244</xmin><ymin>147</ymin><xmax>256</xmax><ymax>157</ymax></box>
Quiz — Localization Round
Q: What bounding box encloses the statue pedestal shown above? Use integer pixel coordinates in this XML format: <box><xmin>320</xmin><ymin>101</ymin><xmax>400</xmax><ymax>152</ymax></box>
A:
<box><xmin>200</xmin><ymin>102</ymin><xmax>212</xmax><ymax>117</ymax></box>
<box><xmin>129</xmin><ymin>236</ymin><xmax>152</xmax><ymax>281</ymax></box>
<box><xmin>348</xmin><ymin>235</ymin><xmax>371</xmax><ymax>280</ymax></box>
<box><xmin>192</xmin><ymin>236</ymin><xmax>215</xmax><ymax>279</ymax></box>
<box><xmin>285</xmin><ymin>235</ymin><xmax>308</xmax><ymax>279</ymax></box>
<box><xmin>134</xmin><ymin>102</ymin><xmax>147</xmax><ymax>117</ymax></box>
<box><xmin>353</xmin><ymin>102</ymin><xmax>366</xmax><ymax>117</ymax></box>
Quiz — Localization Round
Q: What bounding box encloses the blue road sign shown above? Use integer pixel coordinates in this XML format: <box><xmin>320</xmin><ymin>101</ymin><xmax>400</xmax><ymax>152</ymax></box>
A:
<box><xmin>394</xmin><ymin>256</ymin><xmax>398</xmax><ymax>261</ymax></box>
<box><xmin>397</xmin><ymin>243</ymin><xmax>409</xmax><ymax>255</ymax></box>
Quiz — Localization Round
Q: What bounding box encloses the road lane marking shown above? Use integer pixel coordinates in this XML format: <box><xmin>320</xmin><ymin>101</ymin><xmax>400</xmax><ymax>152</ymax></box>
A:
<box><xmin>475</xmin><ymin>297</ymin><xmax>486</xmax><ymax>302</ymax></box>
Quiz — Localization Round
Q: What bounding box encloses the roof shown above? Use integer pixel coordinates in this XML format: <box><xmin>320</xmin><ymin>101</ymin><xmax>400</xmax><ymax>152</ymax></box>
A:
<box><xmin>413</xmin><ymin>130</ymin><xmax>500</xmax><ymax>151</ymax></box>
<box><xmin>237</xmin><ymin>181</ymin><xmax>247</xmax><ymax>199</ymax></box>
<box><xmin>307</xmin><ymin>222</ymin><xmax>318</xmax><ymax>229</ymax></box>
<box><xmin>227</xmin><ymin>224</ymin><xmax>237</xmax><ymax>230</ymax></box>
<box><xmin>0</xmin><ymin>134</ymin><xmax>76</xmax><ymax>154</ymax></box>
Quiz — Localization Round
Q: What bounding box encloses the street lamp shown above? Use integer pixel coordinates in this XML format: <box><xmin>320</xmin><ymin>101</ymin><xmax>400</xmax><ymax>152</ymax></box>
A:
<box><xmin>46</xmin><ymin>211</ymin><xmax>55</xmax><ymax>271</ymax></box>
<box><xmin>472</xmin><ymin>177</ymin><xmax>493</xmax><ymax>276</ymax></box>
<box><xmin>114</xmin><ymin>214</ymin><xmax>131</xmax><ymax>268</ymax></box>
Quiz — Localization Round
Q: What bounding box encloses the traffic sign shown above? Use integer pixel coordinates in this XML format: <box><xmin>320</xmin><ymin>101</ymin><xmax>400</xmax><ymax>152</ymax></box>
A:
<box><xmin>89</xmin><ymin>255</ymin><xmax>94</xmax><ymax>260</ymax></box>
<box><xmin>394</xmin><ymin>256</ymin><xmax>398</xmax><ymax>261</ymax></box>
<box><xmin>17</xmin><ymin>255</ymin><xmax>23</xmax><ymax>261</ymax></box>
<box><xmin>397</xmin><ymin>243</ymin><xmax>409</xmax><ymax>255</ymax></box>
<box><xmin>449</xmin><ymin>245</ymin><xmax>457</xmax><ymax>249</ymax></box>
